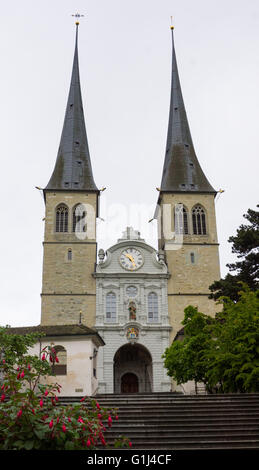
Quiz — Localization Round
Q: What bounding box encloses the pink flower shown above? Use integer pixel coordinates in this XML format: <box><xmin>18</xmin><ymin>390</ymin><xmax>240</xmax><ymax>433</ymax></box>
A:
<box><xmin>86</xmin><ymin>438</ymin><xmax>91</xmax><ymax>447</ymax></box>
<box><xmin>56</xmin><ymin>417</ymin><xmax>60</xmax><ymax>424</ymax></box>
<box><xmin>129</xmin><ymin>441</ymin><xmax>132</xmax><ymax>448</ymax></box>
<box><xmin>80</xmin><ymin>397</ymin><xmax>85</xmax><ymax>402</ymax></box>
<box><xmin>108</xmin><ymin>415</ymin><xmax>112</xmax><ymax>424</ymax></box>
<box><xmin>1</xmin><ymin>385</ymin><xmax>4</xmax><ymax>391</ymax></box>
<box><xmin>55</xmin><ymin>396</ymin><xmax>59</xmax><ymax>402</ymax></box>
<box><xmin>17</xmin><ymin>409</ymin><xmax>22</xmax><ymax>418</ymax></box>
<box><xmin>49</xmin><ymin>419</ymin><xmax>53</xmax><ymax>429</ymax></box>
<box><xmin>98</xmin><ymin>413</ymin><xmax>102</xmax><ymax>419</ymax></box>
<box><xmin>20</xmin><ymin>370</ymin><xmax>24</xmax><ymax>379</ymax></box>
<box><xmin>55</xmin><ymin>356</ymin><xmax>59</xmax><ymax>363</ymax></box>
<box><xmin>2</xmin><ymin>359</ymin><xmax>5</xmax><ymax>364</ymax></box>
<box><xmin>17</xmin><ymin>373</ymin><xmax>20</xmax><ymax>380</ymax></box>
<box><xmin>39</xmin><ymin>398</ymin><xmax>43</xmax><ymax>408</ymax></box>
<box><xmin>44</xmin><ymin>389</ymin><xmax>48</xmax><ymax>397</ymax></box>
<box><xmin>41</xmin><ymin>353</ymin><xmax>46</xmax><ymax>361</ymax></box>
<box><xmin>115</xmin><ymin>415</ymin><xmax>119</xmax><ymax>420</ymax></box>
<box><xmin>68</xmin><ymin>417</ymin><xmax>71</xmax><ymax>422</ymax></box>
<box><xmin>1</xmin><ymin>394</ymin><xmax>5</xmax><ymax>402</ymax></box>
<box><xmin>96</xmin><ymin>402</ymin><xmax>100</xmax><ymax>410</ymax></box>
<box><xmin>31</xmin><ymin>409</ymin><xmax>35</xmax><ymax>415</ymax></box>
<box><xmin>78</xmin><ymin>417</ymin><xmax>84</xmax><ymax>423</ymax></box>
<box><xmin>28</xmin><ymin>364</ymin><xmax>31</xmax><ymax>370</ymax></box>
<box><xmin>62</xmin><ymin>424</ymin><xmax>66</xmax><ymax>433</ymax></box>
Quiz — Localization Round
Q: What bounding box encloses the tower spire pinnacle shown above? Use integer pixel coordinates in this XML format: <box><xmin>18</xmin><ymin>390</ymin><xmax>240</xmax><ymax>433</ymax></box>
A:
<box><xmin>160</xmin><ymin>28</ymin><xmax>215</xmax><ymax>193</ymax></box>
<box><xmin>45</xmin><ymin>21</ymin><xmax>98</xmax><ymax>192</ymax></box>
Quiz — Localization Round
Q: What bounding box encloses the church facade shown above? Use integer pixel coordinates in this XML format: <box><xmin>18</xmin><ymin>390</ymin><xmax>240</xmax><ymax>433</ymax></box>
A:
<box><xmin>35</xmin><ymin>23</ymin><xmax>221</xmax><ymax>395</ymax></box>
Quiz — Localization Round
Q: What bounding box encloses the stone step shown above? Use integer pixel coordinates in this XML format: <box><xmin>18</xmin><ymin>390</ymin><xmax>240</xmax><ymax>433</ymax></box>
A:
<box><xmin>60</xmin><ymin>393</ymin><xmax>259</xmax><ymax>450</ymax></box>
<box><xmin>101</xmin><ymin>439</ymin><xmax>259</xmax><ymax>450</ymax></box>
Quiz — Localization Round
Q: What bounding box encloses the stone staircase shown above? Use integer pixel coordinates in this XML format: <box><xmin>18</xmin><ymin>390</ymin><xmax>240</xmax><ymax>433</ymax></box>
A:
<box><xmin>60</xmin><ymin>393</ymin><xmax>259</xmax><ymax>450</ymax></box>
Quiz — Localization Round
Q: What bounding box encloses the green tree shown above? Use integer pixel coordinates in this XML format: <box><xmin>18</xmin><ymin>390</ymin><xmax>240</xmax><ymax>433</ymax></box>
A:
<box><xmin>162</xmin><ymin>306</ymin><xmax>215</xmax><ymax>390</ymax></box>
<box><xmin>206</xmin><ymin>288</ymin><xmax>259</xmax><ymax>393</ymax></box>
<box><xmin>0</xmin><ymin>327</ymin><xmax>131</xmax><ymax>450</ymax></box>
<box><xmin>209</xmin><ymin>206</ymin><xmax>259</xmax><ymax>301</ymax></box>
<box><xmin>163</xmin><ymin>287</ymin><xmax>259</xmax><ymax>393</ymax></box>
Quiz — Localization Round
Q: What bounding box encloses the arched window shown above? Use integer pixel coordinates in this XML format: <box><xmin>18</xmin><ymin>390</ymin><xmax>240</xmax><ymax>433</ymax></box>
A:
<box><xmin>192</xmin><ymin>205</ymin><xmax>207</xmax><ymax>235</ymax></box>
<box><xmin>56</xmin><ymin>205</ymin><xmax>68</xmax><ymax>233</ymax></box>
<box><xmin>148</xmin><ymin>292</ymin><xmax>158</xmax><ymax>323</ymax></box>
<box><xmin>175</xmin><ymin>205</ymin><xmax>188</xmax><ymax>235</ymax></box>
<box><xmin>51</xmin><ymin>346</ymin><xmax>67</xmax><ymax>376</ymax></box>
<box><xmin>67</xmin><ymin>249</ymin><xmax>72</xmax><ymax>261</ymax></box>
<box><xmin>73</xmin><ymin>204</ymin><xmax>87</xmax><ymax>233</ymax></box>
<box><xmin>106</xmin><ymin>293</ymin><xmax>116</xmax><ymax>323</ymax></box>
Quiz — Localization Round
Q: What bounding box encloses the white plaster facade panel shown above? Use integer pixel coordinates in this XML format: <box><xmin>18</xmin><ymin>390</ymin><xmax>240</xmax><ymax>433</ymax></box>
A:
<box><xmin>28</xmin><ymin>336</ymin><xmax>100</xmax><ymax>397</ymax></box>
<box><xmin>94</xmin><ymin>228</ymin><xmax>172</xmax><ymax>393</ymax></box>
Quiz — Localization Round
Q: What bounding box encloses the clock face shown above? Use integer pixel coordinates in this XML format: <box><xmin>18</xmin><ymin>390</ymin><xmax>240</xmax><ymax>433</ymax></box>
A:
<box><xmin>120</xmin><ymin>248</ymin><xmax>143</xmax><ymax>271</ymax></box>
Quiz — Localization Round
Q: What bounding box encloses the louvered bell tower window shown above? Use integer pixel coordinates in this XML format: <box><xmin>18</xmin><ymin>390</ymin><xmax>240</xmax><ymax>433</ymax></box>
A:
<box><xmin>56</xmin><ymin>205</ymin><xmax>68</xmax><ymax>233</ymax></box>
<box><xmin>192</xmin><ymin>205</ymin><xmax>207</xmax><ymax>235</ymax></box>
<box><xmin>73</xmin><ymin>204</ymin><xmax>87</xmax><ymax>233</ymax></box>
<box><xmin>175</xmin><ymin>206</ymin><xmax>188</xmax><ymax>235</ymax></box>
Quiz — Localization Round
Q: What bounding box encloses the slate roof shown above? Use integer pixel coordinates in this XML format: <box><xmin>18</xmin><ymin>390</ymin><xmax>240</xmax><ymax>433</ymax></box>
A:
<box><xmin>160</xmin><ymin>28</ymin><xmax>216</xmax><ymax>194</ymax></box>
<box><xmin>4</xmin><ymin>324</ymin><xmax>105</xmax><ymax>346</ymax></box>
<box><xmin>45</xmin><ymin>24</ymin><xmax>99</xmax><ymax>193</ymax></box>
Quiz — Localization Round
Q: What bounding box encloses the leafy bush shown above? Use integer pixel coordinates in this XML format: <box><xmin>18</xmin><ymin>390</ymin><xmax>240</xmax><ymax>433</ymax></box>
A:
<box><xmin>0</xmin><ymin>327</ymin><xmax>131</xmax><ymax>450</ymax></box>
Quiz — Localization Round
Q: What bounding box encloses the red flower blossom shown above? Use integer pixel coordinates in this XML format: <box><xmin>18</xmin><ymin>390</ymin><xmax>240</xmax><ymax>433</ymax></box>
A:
<box><xmin>56</xmin><ymin>417</ymin><xmax>60</xmax><ymax>424</ymax></box>
<box><xmin>44</xmin><ymin>389</ymin><xmax>49</xmax><ymax>397</ymax></box>
<box><xmin>1</xmin><ymin>385</ymin><xmax>4</xmax><ymax>391</ymax></box>
<box><xmin>115</xmin><ymin>415</ymin><xmax>119</xmax><ymax>420</ymax></box>
<box><xmin>62</xmin><ymin>424</ymin><xmax>66</xmax><ymax>433</ymax></box>
<box><xmin>98</xmin><ymin>413</ymin><xmax>102</xmax><ymax>419</ymax></box>
<box><xmin>17</xmin><ymin>373</ymin><xmax>20</xmax><ymax>380</ymax></box>
<box><xmin>28</xmin><ymin>364</ymin><xmax>31</xmax><ymax>370</ymax></box>
<box><xmin>1</xmin><ymin>394</ymin><xmax>5</xmax><ymax>402</ymax></box>
<box><xmin>39</xmin><ymin>398</ymin><xmax>43</xmax><ymax>408</ymax></box>
<box><xmin>86</xmin><ymin>438</ymin><xmax>91</xmax><ymax>447</ymax></box>
<box><xmin>55</xmin><ymin>356</ymin><xmax>59</xmax><ymax>363</ymax></box>
<box><xmin>20</xmin><ymin>370</ymin><xmax>24</xmax><ymax>379</ymax></box>
<box><xmin>41</xmin><ymin>353</ymin><xmax>46</xmax><ymax>361</ymax></box>
<box><xmin>17</xmin><ymin>409</ymin><xmax>22</xmax><ymax>418</ymax></box>
<box><xmin>80</xmin><ymin>397</ymin><xmax>85</xmax><ymax>402</ymax></box>
<box><xmin>96</xmin><ymin>402</ymin><xmax>100</xmax><ymax>410</ymax></box>
<box><xmin>49</xmin><ymin>419</ymin><xmax>54</xmax><ymax>429</ymax></box>
<box><xmin>129</xmin><ymin>441</ymin><xmax>132</xmax><ymax>448</ymax></box>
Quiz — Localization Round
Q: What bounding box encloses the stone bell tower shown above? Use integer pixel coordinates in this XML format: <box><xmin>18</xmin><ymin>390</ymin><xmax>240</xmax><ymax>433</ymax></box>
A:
<box><xmin>156</xmin><ymin>26</ymin><xmax>221</xmax><ymax>339</ymax></box>
<box><xmin>41</xmin><ymin>23</ymin><xmax>99</xmax><ymax>327</ymax></box>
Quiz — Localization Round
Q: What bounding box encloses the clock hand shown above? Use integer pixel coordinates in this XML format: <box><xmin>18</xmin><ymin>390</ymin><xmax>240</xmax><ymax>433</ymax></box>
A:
<box><xmin>125</xmin><ymin>254</ymin><xmax>136</xmax><ymax>266</ymax></box>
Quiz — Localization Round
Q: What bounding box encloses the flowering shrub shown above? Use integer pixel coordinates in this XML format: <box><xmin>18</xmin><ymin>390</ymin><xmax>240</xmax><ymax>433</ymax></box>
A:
<box><xmin>0</xmin><ymin>327</ymin><xmax>131</xmax><ymax>450</ymax></box>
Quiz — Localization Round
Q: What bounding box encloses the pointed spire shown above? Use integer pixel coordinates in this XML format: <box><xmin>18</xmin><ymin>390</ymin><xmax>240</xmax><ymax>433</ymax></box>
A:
<box><xmin>160</xmin><ymin>27</ymin><xmax>216</xmax><ymax>193</ymax></box>
<box><xmin>45</xmin><ymin>23</ymin><xmax>98</xmax><ymax>192</ymax></box>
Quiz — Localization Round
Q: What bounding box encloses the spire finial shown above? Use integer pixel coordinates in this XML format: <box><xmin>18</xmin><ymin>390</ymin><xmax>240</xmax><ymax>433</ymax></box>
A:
<box><xmin>72</xmin><ymin>12</ymin><xmax>84</xmax><ymax>25</ymax></box>
<box><xmin>170</xmin><ymin>16</ymin><xmax>174</xmax><ymax>30</ymax></box>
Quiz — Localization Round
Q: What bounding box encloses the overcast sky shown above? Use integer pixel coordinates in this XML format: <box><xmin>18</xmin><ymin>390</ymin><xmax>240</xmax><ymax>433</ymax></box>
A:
<box><xmin>0</xmin><ymin>0</ymin><xmax>258</xmax><ymax>327</ymax></box>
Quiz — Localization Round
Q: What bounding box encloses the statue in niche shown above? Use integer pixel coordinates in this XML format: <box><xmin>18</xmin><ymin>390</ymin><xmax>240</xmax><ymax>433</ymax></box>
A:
<box><xmin>128</xmin><ymin>301</ymin><xmax>136</xmax><ymax>321</ymax></box>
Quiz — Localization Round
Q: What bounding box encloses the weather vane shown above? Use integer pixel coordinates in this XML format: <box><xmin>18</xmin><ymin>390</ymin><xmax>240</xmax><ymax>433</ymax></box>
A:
<box><xmin>72</xmin><ymin>13</ymin><xmax>85</xmax><ymax>25</ymax></box>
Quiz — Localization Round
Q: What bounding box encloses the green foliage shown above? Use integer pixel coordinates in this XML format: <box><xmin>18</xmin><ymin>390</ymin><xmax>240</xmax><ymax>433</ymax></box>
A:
<box><xmin>163</xmin><ymin>288</ymin><xmax>259</xmax><ymax>393</ymax></box>
<box><xmin>209</xmin><ymin>206</ymin><xmax>259</xmax><ymax>301</ymax></box>
<box><xmin>0</xmin><ymin>327</ymin><xmax>131</xmax><ymax>450</ymax></box>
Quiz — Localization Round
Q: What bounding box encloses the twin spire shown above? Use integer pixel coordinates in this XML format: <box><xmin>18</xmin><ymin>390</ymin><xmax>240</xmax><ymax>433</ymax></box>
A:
<box><xmin>160</xmin><ymin>27</ymin><xmax>215</xmax><ymax>193</ymax></box>
<box><xmin>45</xmin><ymin>23</ymin><xmax>98</xmax><ymax>192</ymax></box>
<box><xmin>45</xmin><ymin>24</ymin><xmax>215</xmax><ymax>195</ymax></box>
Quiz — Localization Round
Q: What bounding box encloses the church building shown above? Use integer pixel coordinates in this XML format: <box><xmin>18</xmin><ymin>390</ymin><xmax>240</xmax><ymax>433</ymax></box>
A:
<box><xmin>9</xmin><ymin>22</ymin><xmax>221</xmax><ymax>396</ymax></box>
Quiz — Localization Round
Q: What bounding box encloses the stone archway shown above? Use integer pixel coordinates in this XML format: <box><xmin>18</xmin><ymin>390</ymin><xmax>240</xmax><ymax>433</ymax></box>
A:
<box><xmin>114</xmin><ymin>343</ymin><xmax>153</xmax><ymax>393</ymax></box>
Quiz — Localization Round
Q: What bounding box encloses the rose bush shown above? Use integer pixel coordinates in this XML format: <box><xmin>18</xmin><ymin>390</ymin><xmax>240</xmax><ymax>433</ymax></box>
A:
<box><xmin>0</xmin><ymin>327</ymin><xmax>131</xmax><ymax>450</ymax></box>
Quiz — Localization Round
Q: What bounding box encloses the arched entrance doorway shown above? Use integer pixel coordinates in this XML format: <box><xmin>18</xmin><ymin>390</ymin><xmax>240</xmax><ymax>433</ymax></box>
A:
<box><xmin>114</xmin><ymin>343</ymin><xmax>153</xmax><ymax>393</ymax></box>
<box><xmin>121</xmin><ymin>373</ymin><xmax>139</xmax><ymax>393</ymax></box>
